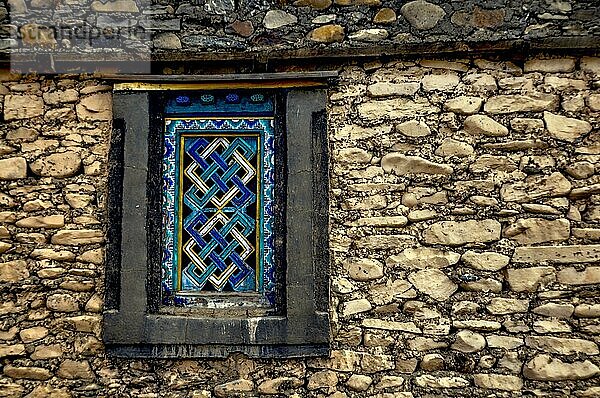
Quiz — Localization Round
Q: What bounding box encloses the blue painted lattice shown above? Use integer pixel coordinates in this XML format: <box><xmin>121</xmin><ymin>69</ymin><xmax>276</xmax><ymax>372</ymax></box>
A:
<box><xmin>162</xmin><ymin>93</ymin><xmax>275</xmax><ymax>307</ymax></box>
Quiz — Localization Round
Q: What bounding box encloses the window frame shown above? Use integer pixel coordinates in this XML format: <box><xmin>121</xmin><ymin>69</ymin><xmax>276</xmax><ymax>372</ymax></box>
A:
<box><xmin>103</xmin><ymin>74</ymin><xmax>333</xmax><ymax>358</ymax></box>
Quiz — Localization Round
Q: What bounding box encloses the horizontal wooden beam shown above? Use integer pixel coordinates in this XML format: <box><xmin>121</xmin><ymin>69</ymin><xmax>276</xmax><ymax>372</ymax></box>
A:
<box><xmin>113</xmin><ymin>80</ymin><xmax>330</xmax><ymax>91</ymax></box>
<box><xmin>108</xmin><ymin>72</ymin><xmax>337</xmax><ymax>90</ymax></box>
<box><xmin>104</xmin><ymin>71</ymin><xmax>338</xmax><ymax>82</ymax></box>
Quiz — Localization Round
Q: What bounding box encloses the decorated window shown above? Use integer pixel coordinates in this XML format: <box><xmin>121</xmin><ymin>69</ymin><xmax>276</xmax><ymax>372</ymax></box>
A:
<box><xmin>162</xmin><ymin>92</ymin><xmax>277</xmax><ymax>307</ymax></box>
<box><xmin>104</xmin><ymin>76</ymin><xmax>331</xmax><ymax>358</ymax></box>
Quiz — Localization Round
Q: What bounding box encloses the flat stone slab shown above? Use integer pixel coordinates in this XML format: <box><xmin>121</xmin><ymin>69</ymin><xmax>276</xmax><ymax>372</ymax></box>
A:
<box><xmin>513</xmin><ymin>245</ymin><xmax>600</xmax><ymax>264</ymax></box>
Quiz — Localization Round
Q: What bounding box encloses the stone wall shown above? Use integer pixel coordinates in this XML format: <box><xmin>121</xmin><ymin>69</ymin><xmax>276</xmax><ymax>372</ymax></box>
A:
<box><xmin>0</xmin><ymin>55</ymin><xmax>600</xmax><ymax>397</ymax></box>
<box><xmin>3</xmin><ymin>0</ymin><xmax>600</xmax><ymax>62</ymax></box>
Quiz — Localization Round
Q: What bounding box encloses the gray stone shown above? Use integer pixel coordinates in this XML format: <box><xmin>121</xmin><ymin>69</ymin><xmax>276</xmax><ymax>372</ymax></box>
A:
<box><xmin>525</xmin><ymin>336</ymin><xmax>599</xmax><ymax>355</ymax></box>
<box><xmin>544</xmin><ymin>111</ymin><xmax>592</xmax><ymax>142</ymax></box>
<box><xmin>401</xmin><ymin>0</ymin><xmax>446</xmax><ymax>30</ymax></box>
<box><xmin>19</xmin><ymin>326</ymin><xmax>47</xmax><ymax>343</ymax></box>
<box><xmin>336</xmin><ymin>147</ymin><xmax>372</xmax><ymax>163</ymax></box>
<box><xmin>341</xmin><ymin>298</ymin><xmax>372</xmax><ymax>316</ymax></box>
<box><xmin>0</xmin><ymin>157</ymin><xmax>27</xmax><ymax>180</ymax></box>
<box><xmin>533</xmin><ymin>320</ymin><xmax>571</xmax><ymax>333</ymax></box>
<box><xmin>487</xmin><ymin>298</ymin><xmax>529</xmax><ymax>314</ymax></box>
<box><xmin>386</xmin><ymin>247</ymin><xmax>460</xmax><ymax>269</ymax></box>
<box><xmin>57</xmin><ymin>359</ymin><xmax>94</xmax><ymax>380</ymax></box>
<box><xmin>346</xmin><ymin>374</ymin><xmax>372</xmax><ymax>391</ymax></box>
<box><xmin>408</xmin><ymin>268</ymin><xmax>457</xmax><ymax>301</ymax></box>
<box><xmin>511</xmin><ymin>117</ymin><xmax>545</xmax><ymax>133</ymax></box>
<box><xmin>347</xmin><ymin>216</ymin><xmax>408</xmax><ymax>227</ymax></box>
<box><xmin>16</xmin><ymin>215</ymin><xmax>64</xmax><ymax>229</ymax></box>
<box><xmin>76</xmin><ymin>93</ymin><xmax>111</xmax><ymax>121</ymax></box>
<box><xmin>355</xmin><ymin>234</ymin><xmax>417</xmax><ymax>250</ymax></box>
<box><xmin>362</xmin><ymin>319</ymin><xmax>421</xmax><ymax>333</ymax></box>
<box><xmin>522</xmin><ymin>203</ymin><xmax>561</xmax><ymax>215</ymax></box>
<box><xmin>51</xmin><ymin>230</ymin><xmax>104</xmax><ymax>245</ymax></box>
<box><xmin>0</xmin><ymin>344</ymin><xmax>25</xmax><ymax>358</ymax></box>
<box><xmin>204</xmin><ymin>0</ymin><xmax>234</xmax><ymax>14</ymax></box>
<box><xmin>153</xmin><ymin>33</ymin><xmax>182</xmax><ymax>49</ymax></box>
<box><xmin>420</xmin><ymin>353</ymin><xmax>444</xmax><ymax>371</ymax></box>
<box><xmin>452</xmin><ymin>330</ymin><xmax>486</xmax><ymax>352</ymax></box>
<box><xmin>257</xmin><ymin>377</ymin><xmax>303</xmax><ymax>395</ymax></box>
<box><xmin>421</xmin><ymin>73</ymin><xmax>460</xmax><ymax>91</ymax></box>
<box><xmin>376</xmin><ymin>375</ymin><xmax>405</xmax><ymax>389</ymax></box>
<box><xmin>435</xmin><ymin>138</ymin><xmax>474</xmax><ymax>157</ymax></box>
<box><xmin>307</xmin><ymin>349</ymin><xmax>360</xmax><ymax>372</ymax></box>
<box><xmin>349</xmin><ymin>28</ymin><xmax>389</xmax><ymax>41</ymax></box>
<box><xmin>524</xmin><ymin>355</ymin><xmax>600</xmax><ymax>381</ymax></box>
<box><xmin>500</xmin><ymin>172</ymin><xmax>571</xmax><ymax>203</ymax></box>
<box><xmin>307</xmin><ymin>370</ymin><xmax>338</xmax><ymax>390</ymax></box>
<box><xmin>42</xmin><ymin>89</ymin><xmax>78</xmax><ymax>105</ymax></box>
<box><xmin>182</xmin><ymin>35</ymin><xmax>246</xmax><ymax>50</ymax></box>
<box><xmin>503</xmin><ymin>218</ymin><xmax>570</xmax><ymax>244</ymax></box>
<box><xmin>3</xmin><ymin>365</ymin><xmax>51</xmax><ymax>380</ymax></box>
<box><xmin>358</xmin><ymin>98</ymin><xmax>438</xmax><ymax>120</ymax></box>
<box><xmin>367</xmin><ymin>82</ymin><xmax>420</xmax><ymax>97</ymax></box>
<box><xmin>524</xmin><ymin>58</ymin><xmax>576</xmax><ymax>73</ymax></box>
<box><xmin>30</xmin><ymin>152</ymin><xmax>82</xmax><ymax>178</ymax></box>
<box><xmin>381</xmin><ymin>154</ymin><xmax>453</xmax><ymax>175</ymax></box>
<box><xmin>396</xmin><ymin>119</ymin><xmax>431</xmax><ymax>136</ymax></box>
<box><xmin>557</xmin><ymin>267</ymin><xmax>600</xmax><ymax>285</ymax></box>
<box><xmin>570</xmin><ymin>184</ymin><xmax>600</xmax><ymax>199</ymax></box>
<box><xmin>263</xmin><ymin>10</ymin><xmax>298</xmax><ymax>29</ymax></box>
<box><xmin>0</xmin><ymin>260</ymin><xmax>28</xmax><ymax>283</ymax></box>
<box><xmin>7</xmin><ymin>0</ymin><xmax>27</xmax><ymax>13</ymax></box>
<box><xmin>464</xmin><ymin>115</ymin><xmax>508</xmax><ymax>136</ymax></box>
<box><xmin>214</xmin><ymin>379</ymin><xmax>253</xmax><ymax>397</ymax></box>
<box><xmin>581</xmin><ymin>56</ymin><xmax>600</xmax><ymax>75</ymax></box>
<box><xmin>513</xmin><ymin>245</ymin><xmax>600</xmax><ymax>264</ymax></box>
<box><xmin>444</xmin><ymin>96</ymin><xmax>483</xmax><ymax>114</ymax></box>
<box><xmin>4</xmin><ymin>95</ymin><xmax>43</xmax><ymax>120</ymax></box>
<box><xmin>423</xmin><ymin>220</ymin><xmax>501</xmax><ymax>246</ymax></box>
<box><xmin>505</xmin><ymin>267</ymin><xmax>556</xmax><ymax>292</ymax></box>
<box><xmin>486</xmin><ymin>335</ymin><xmax>524</xmax><ymax>349</ymax></box>
<box><xmin>473</xmin><ymin>374</ymin><xmax>523</xmax><ymax>391</ymax></box>
<box><xmin>90</xmin><ymin>0</ymin><xmax>139</xmax><ymax>12</ymax></box>
<box><xmin>566</xmin><ymin>161</ymin><xmax>595</xmax><ymax>179</ymax></box>
<box><xmin>6</xmin><ymin>127</ymin><xmax>38</xmax><ymax>142</ymax></box>
<box><xmin>575</xmin><ymin>304</ymin><xmax>600</xmax><ymax>318</ymax></box>
<box><xmin>312</xmin><ymin>14</ymin><xmax>336</xmax><ymax>24</ymax></box>
<box><xmin>342</xmin><ymin>194</ymin><xmax>386</xmax><ymax>210</ymax></box>
<box><xmin>453</xmin><ymin>320</ymin><xmax>502</xmax><ymax>331</ymax></box>
<box><xmin>415</xmin><ymin>375</ymin><xmax>469</xmax><ymax>388</ymax></box>
<box><xmin>462</xmin><ymin>251</ymin><xmax>509</xmax><ymax>271</ymax></box>
<box><xmin>343</xmin><ymin>258</ymin><xmax>384</xmax><ymax>281</ymax></box>
<box><xmin>484</xmin><ymin>93</ymin><xmax>559</xmax><ymax>114</ymax></box>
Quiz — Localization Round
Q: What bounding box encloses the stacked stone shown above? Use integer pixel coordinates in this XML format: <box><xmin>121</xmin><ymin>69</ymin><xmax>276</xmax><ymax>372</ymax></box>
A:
<box><xmin>0</xmin><ymin>73</ymin><xmax>109</xmax><ymax>397</ymax></box>
<box><xmin>1</xmin><ymin>56</ymin><xmax>600</xmax><ymax>397</ymax></box>
<box><xmin>4</xmin><ymin>0</ymin><xmax>599</xmax><ymax>53</ymax></box>
<box><xmin>329</xmin><ymin>55</ymin><xmax>600</xmax><ymax>397</ymax></box>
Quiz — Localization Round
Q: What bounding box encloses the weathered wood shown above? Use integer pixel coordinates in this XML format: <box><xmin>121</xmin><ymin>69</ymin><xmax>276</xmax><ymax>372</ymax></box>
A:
<box><xmin>104</xmin><ymin>71</ymin><xmax>338</xmax><ymax>81</ymax></box>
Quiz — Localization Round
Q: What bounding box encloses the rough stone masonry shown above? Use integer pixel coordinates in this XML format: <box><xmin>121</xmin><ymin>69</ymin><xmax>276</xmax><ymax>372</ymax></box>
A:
<box><xmin>5</xmin><ymin>0</ymin><xmax>600</xmax><ymax>58</ymax></box>
<box><xmin>1</xmin><ymin>56</ymin><xmax>600</xmax><ymax>396</ymax></box>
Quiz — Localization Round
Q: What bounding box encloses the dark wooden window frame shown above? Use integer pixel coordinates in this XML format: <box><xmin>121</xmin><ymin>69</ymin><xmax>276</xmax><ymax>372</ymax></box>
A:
<box><xmin>103</xmin><ymin>73</ymin><xmax>334</xmax><ymax>358</ymax></box>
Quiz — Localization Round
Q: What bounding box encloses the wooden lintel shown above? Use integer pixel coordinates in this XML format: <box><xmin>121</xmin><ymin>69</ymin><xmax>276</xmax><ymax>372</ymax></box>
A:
<box><xmin>113</xmin><ymin>79</ymin><xmax>330</xmax><ymax>91</ymax></box>
<box><xmin>105</xmin><ymin>71</ymin><xmax>338</xmax><ymax>82</ymax></box>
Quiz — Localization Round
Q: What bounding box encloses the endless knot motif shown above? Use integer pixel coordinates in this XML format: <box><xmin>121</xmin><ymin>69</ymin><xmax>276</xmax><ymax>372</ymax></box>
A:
<box><xmin>162</xmin><ymin>116</ymin><xmax>275</xmax><ymax>306</ymax></box>
<box><xmin>182</xmin><ymin>136</ymin><xmax>258</xmax><ymax>291</ymax></box>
